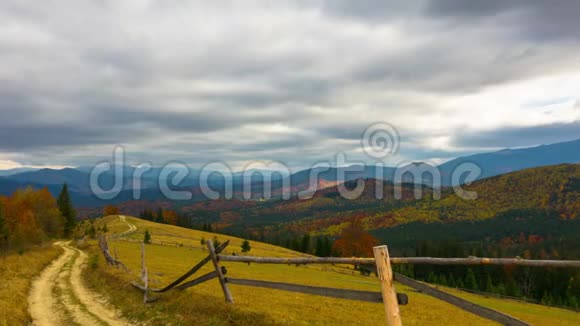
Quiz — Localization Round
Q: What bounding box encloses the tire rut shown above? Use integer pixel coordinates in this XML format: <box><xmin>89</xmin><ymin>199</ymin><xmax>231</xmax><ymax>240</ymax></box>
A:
<box><xmin>29</xmin><ymin>241</ymin><xmax>132</xmax><ymax>326</ymax></box>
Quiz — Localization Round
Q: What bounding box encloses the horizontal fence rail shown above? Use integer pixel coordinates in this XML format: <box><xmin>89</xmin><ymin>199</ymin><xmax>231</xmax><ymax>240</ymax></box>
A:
<box><xmin>394</xmin><ymin>273</ymin><xmax>529</xmax><ymax>326</ymax></box>
<box><xmin>111</xmin><ymin>231</ymin><xmax>580</xmax><ymax>326</ymax></box>
<box><xmin>219</xmin><ymin>255</ymin><xmax>580</xmax><ymax>268</ymax></box>
<box><xmin>226</xmin><ymin>277</ymin><xmax>407</xmax><ymax>305</ymax></box>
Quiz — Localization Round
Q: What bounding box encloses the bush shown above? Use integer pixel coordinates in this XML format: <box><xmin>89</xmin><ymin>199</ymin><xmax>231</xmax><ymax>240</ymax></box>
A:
<box><xmin>241</xmin><ymin>239</ymin><xmax>251</xmax><ymax>253</ymax></box>
<box><xmin>89</xmin><ymin>254</ymin><xmax>99</xmax><ymax>269</ymax></box>
<box><xmin>213</xmin><ymin>236</ymin><xmax>221</xmax><ymax>248</ymax></box>
<box><xmin>144</xmin><ymin>229</ymin><xmax>151</xmax><ymax>244</ymax></box>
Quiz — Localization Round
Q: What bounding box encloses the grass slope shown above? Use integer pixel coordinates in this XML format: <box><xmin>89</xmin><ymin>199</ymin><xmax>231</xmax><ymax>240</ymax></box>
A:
<box><xmin>0</xmin><ymin>245</ymin><xmax>63</xmax><ymax>325</ymax></box>
<box><xmin>439</xmin><ymin>287</ymin><xmax>580</xmax><ymax>326</ymax></box>
<box><xmin>88</xmin><ymin>216</ymin><xmax>499</xmax><ymax>325</ymax></box>
<box><xmin>83</xmin><ymin>216</ymin><xmax>575</xmax><ymax>325</ymax></box>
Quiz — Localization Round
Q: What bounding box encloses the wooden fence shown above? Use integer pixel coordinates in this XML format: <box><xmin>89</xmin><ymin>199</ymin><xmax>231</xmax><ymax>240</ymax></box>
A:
<box><xmin>99</xmin><ymin>238</ymin><xmax>580</xmax><ymax>326</ymax></box>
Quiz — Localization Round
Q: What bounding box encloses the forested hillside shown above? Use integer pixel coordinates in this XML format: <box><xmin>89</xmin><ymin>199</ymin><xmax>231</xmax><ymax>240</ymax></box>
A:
<box><xmin>255</xmin><ymin>164</ymin><xmax>580</xmax><ymax>237</ymax></box>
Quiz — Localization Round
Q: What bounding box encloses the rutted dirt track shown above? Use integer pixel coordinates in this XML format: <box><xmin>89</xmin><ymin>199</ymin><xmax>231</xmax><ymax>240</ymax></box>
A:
<box><xmin>28</xmin><ymin>218</ymin><xmax>135</xmax><ymax>325</ymax></box>
<box><xmin>118</xmin><ymin>215</ymin><xmax>137</xmax><ymax>236</ymax></box>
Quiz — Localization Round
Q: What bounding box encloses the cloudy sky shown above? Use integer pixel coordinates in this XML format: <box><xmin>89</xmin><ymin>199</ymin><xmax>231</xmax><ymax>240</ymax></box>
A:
<box><xmin>1</xmin><ymin>0</ymin><xmax>580</xmax><ymax>170</ymax></box>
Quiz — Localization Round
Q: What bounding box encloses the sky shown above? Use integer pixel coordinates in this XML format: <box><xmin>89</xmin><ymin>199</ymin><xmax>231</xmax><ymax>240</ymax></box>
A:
<box><xmin>1</xmin><ymin>0</ymin><xmax>580</xmax><ymax>171</ymax></box>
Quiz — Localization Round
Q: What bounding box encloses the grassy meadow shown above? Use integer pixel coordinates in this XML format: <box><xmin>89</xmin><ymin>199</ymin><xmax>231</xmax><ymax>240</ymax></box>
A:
<box><xmin>0</xmin><ymin>245</ymin><xmax>63</xmax><ymax>325</ymax></box>
<box><xmin>85</xmin><ymin>215</ymin><xmax>580</xmax><ymax>325</ymax></box>
<box><xmin>439</xmin><ymin>286</ymin><xmax>580</xmax><ymax>326</ymax></box>
<box><xmin>84</xmin><ymin>216</ymin><xmax>501</xmax><ymax>325</ymax></box>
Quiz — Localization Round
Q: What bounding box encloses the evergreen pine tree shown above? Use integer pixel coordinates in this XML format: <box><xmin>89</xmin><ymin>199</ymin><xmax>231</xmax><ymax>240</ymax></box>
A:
<box><xmin>506</xmin><ymin>279</ymin><xmax>521</xmax><ymax>297</ymax></box>
<box><xmin>427</xmin><ymin>272</ymin><xmax>436</xmax><ymax>284</ymax></box>
<box><xmin>448</xmin><ymin>273</ymin><xmax>457</xmax><ymax>288</ymax></box>
<box><xmin>300</xmin><ymin>234</ymin><xmax>311</xmax><ymax>253</ymax></box>
<box><xmin>241</xmin><ymin>239</ymin><xmax>251</xmax><ymax>253</ymax></box>
<box><xmin>439</xmin><ymin>274</ymin><xmax>448</xmax><ymax>286</ymax></box>
<box><xmin>315</xmin><ymin>237</ymin><xmax>323</xmax><ymax>256</ymax></box>
<box><xmin>57</xmin><ymin>183</ymin><xmax>76</xmax><ymax>237</ymax></box>
<box><xmin>156</xmin><ymin>208</ymin><xmax>163</xmax><ymax>223</ymax></box>
<box><xmin>87</xmin><ymin>224</ymin><xmax>96</xmax><ymax>239</ymax></box>
<box><xmin>495</xmin><ymin>283</ymin><xmax>506</xmax><ymax>295</ymax></box>
<box><xmin>569</xmin><ymin>296</ymin><xmax>578</xmax><ymax>309</ymax></box>
<box><xmin>144</xmin><ymin>229</ymin><xmax>151</xmax><ymax>244</ymax></box>
<box><xmin>465</xmin><ymin>269</ymin><xmax>479</xmax><ymax>291</ymax></box>
<box><xmin>541</xmin><ymin>291</ymin><xmax>553</xmax><ymax>305</ymax></box>
<box><xmin>485</xmin><ymin>274</ymin><xmax>495</xmax><ymax>293</ymax></box>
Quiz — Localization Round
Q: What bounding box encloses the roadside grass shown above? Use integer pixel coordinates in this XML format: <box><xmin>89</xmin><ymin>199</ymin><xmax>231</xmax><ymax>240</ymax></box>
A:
<box><xmin>0</xmin><ymin>245</ymin><xmax>63</xmax><ymax>325</ymax></box>
<box><xmin>86</xmin><ymin>216</ymin><xmax>497</xmax><ymax>325</ymax></box>
<box><xmin>438</xmin><ymin>286</ymin><xmax>580</xmax><ymax>326</ymax></box>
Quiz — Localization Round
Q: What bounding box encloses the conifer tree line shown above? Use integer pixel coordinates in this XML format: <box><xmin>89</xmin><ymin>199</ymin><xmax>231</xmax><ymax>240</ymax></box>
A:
<box><xmin>138</xmin><ymin>208</ymin><xmax>191</xmax><ymax>228</ymax></box>
<box><xmin>0</xmin><ymin>184</ymin><xmax>77</xmax><ymax>251</ymax></box>
<box><xmin>393</xmin><ymin>240</ymin><xmax>580</xmax><ymax>309</ymax></box>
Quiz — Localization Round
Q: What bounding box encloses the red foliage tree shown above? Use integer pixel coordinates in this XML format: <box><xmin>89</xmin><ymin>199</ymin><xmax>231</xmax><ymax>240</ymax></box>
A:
<box><xmin>332</xmin><ymin>214</ymin><xmax>379</xmax><ymax>257</ymax></box>
<box><xmin>103</xmin><ymin>205</ymin><xmax>120</xmax><ymax>216</ymax></box>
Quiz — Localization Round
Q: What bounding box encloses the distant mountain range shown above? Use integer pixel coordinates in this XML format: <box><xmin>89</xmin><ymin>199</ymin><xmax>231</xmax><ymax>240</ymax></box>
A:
<box><xmin>0</xmin><ymin>167</ymin><xmax>39</xmax><ymax>176</ymax></box>
<box><xmin>438</xmin><ymin>138</ymin><xmax>580</xmax><ymax>183</ymax></box>
<box><xmin>1</xmin><ymin>138</ymin><xmax>579</xmax><ymax>207</ymax></box>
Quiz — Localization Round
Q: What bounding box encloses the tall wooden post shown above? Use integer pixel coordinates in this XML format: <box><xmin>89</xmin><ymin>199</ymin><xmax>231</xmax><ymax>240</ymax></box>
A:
<box><xmin>141</xmin><ymin>243</ymin><xmax>148</xmax><ymax>304</ymax></box>
<box><xmin>373</xmin><ymin>245</ymin><xmax>402</xmax><ymax>326</ymax></box>
<box><xmin>207</xmin><ymin>240</ymin><xmax>234</xmax><ymax>303</ymax></box>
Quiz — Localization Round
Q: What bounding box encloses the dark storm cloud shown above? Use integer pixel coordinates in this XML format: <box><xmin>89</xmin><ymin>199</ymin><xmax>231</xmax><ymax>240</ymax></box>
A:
<box><xmin>229</xmin><ymin>138</ymin><xmax>317</xmax><ymax>152</ymax></box>
<box><xmin>319</xmin><ymin>0</ymin><xmax>580</xmax><ymax>43</ymax></box>
<box><xmin>423</xmin><ymin>0</ymin><xmax>524</xmax><ymax>17</ymax></box>
<box><xmin>425</xmin><ymin>0</ymin><xmax>580</xmax><ymax>42</ymax></box>
<box><xmin>90</xmin><ymin>107</ymin><xmax>238</xmax><ymax>133</ymax></box>
<box><xmin>317</xmin><ymin>0</ymin><xmax>424</xmax><ymax>22</ymax></box>
<box><xmin>0</xmin><ymin>124</ymin><xmax>144</xmax><ymax>150</ymax></box>
<box><xmin>0</xmin><ymin>1</ymin><xmax>579</xmax><ymax>168</ymax></box>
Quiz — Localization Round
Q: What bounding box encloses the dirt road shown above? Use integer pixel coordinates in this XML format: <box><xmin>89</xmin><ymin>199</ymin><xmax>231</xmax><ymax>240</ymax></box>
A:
<box><xmin>118</xmin><ymin>215</ymin><xmax>137</xmax><ymax>236</ymax></box>
<box><xmin>29</xmin><ymin>221</ymin><xmax>134</xmax><ymax>325</ymax></box>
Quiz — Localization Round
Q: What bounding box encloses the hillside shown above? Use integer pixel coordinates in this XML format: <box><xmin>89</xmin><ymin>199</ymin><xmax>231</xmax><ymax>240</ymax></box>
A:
<box><xmin>203</xmin><ymin>164</ymin><xmax>580</xmax><ymax>239</ymax></box>
<box><xmin>82</xmin><ymin>216</ymin><xmax>579</xmax><ymax>325</ymax></box>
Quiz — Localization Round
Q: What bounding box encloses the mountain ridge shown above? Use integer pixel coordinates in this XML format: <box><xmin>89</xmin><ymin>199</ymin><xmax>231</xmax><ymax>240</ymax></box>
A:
<box><xmin>1</xmin><ymin>138</ymin><xmax>579</xmax><ymax>206</ymax></box>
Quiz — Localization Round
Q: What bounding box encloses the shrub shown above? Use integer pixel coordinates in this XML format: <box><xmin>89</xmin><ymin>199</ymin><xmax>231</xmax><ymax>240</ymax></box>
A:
<box><xmin>89</xmin><ymin>254</ymin><xmax>99</xmax><ymax>269</ymax></box>
<box><xmin>144</xmin><ymin>229</ymin><xmax>151</xmax><ymax>244</ymax></box>
<box><xmin>241</xmin><ymin>239</ymin><xmax>251</xmax><ymax>253</ymax></box>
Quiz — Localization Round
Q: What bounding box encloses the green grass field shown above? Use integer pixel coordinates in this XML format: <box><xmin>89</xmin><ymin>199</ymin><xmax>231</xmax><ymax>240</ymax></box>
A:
<box><xmin>84</xmin><ymin>216</ymin><xmax>579</xmax><ymax>325</ymax></box>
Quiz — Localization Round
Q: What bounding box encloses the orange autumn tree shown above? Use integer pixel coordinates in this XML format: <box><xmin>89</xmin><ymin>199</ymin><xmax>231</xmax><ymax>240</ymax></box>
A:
<box><xmin>103</xmin><ymin>205</ymin><xmax>120</xmax><ymax>216</ymax></box>
<box><xmin>332</xmin><ymin>213</ymin><xmax>379</xmax><ymax>257</ymax></box>
<box><xmin>162</xmin><ymin>210</ymin><xmax>179</xmax><ymax>225</ymax></box>
<box><xmin>0</xmin><ymin>187</ymin><xmax>66</xmax><ymax>249</ymax></box>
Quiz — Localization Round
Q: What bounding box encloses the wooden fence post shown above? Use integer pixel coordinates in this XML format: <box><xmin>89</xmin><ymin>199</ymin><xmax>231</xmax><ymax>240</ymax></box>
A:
<box><xmin>207</xmin><ymin>240</ymin><xmax>234</xmax><ymax>303</ymax></box>
<box><xmin>141</xmin><ymin>243</ymin><xmax>148</xmax><ymax>304</ymax></box>
<box><xmin>373</xmin><ymin>245</ymin><xmax>402</xmax><ymax>326</ymax></box>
